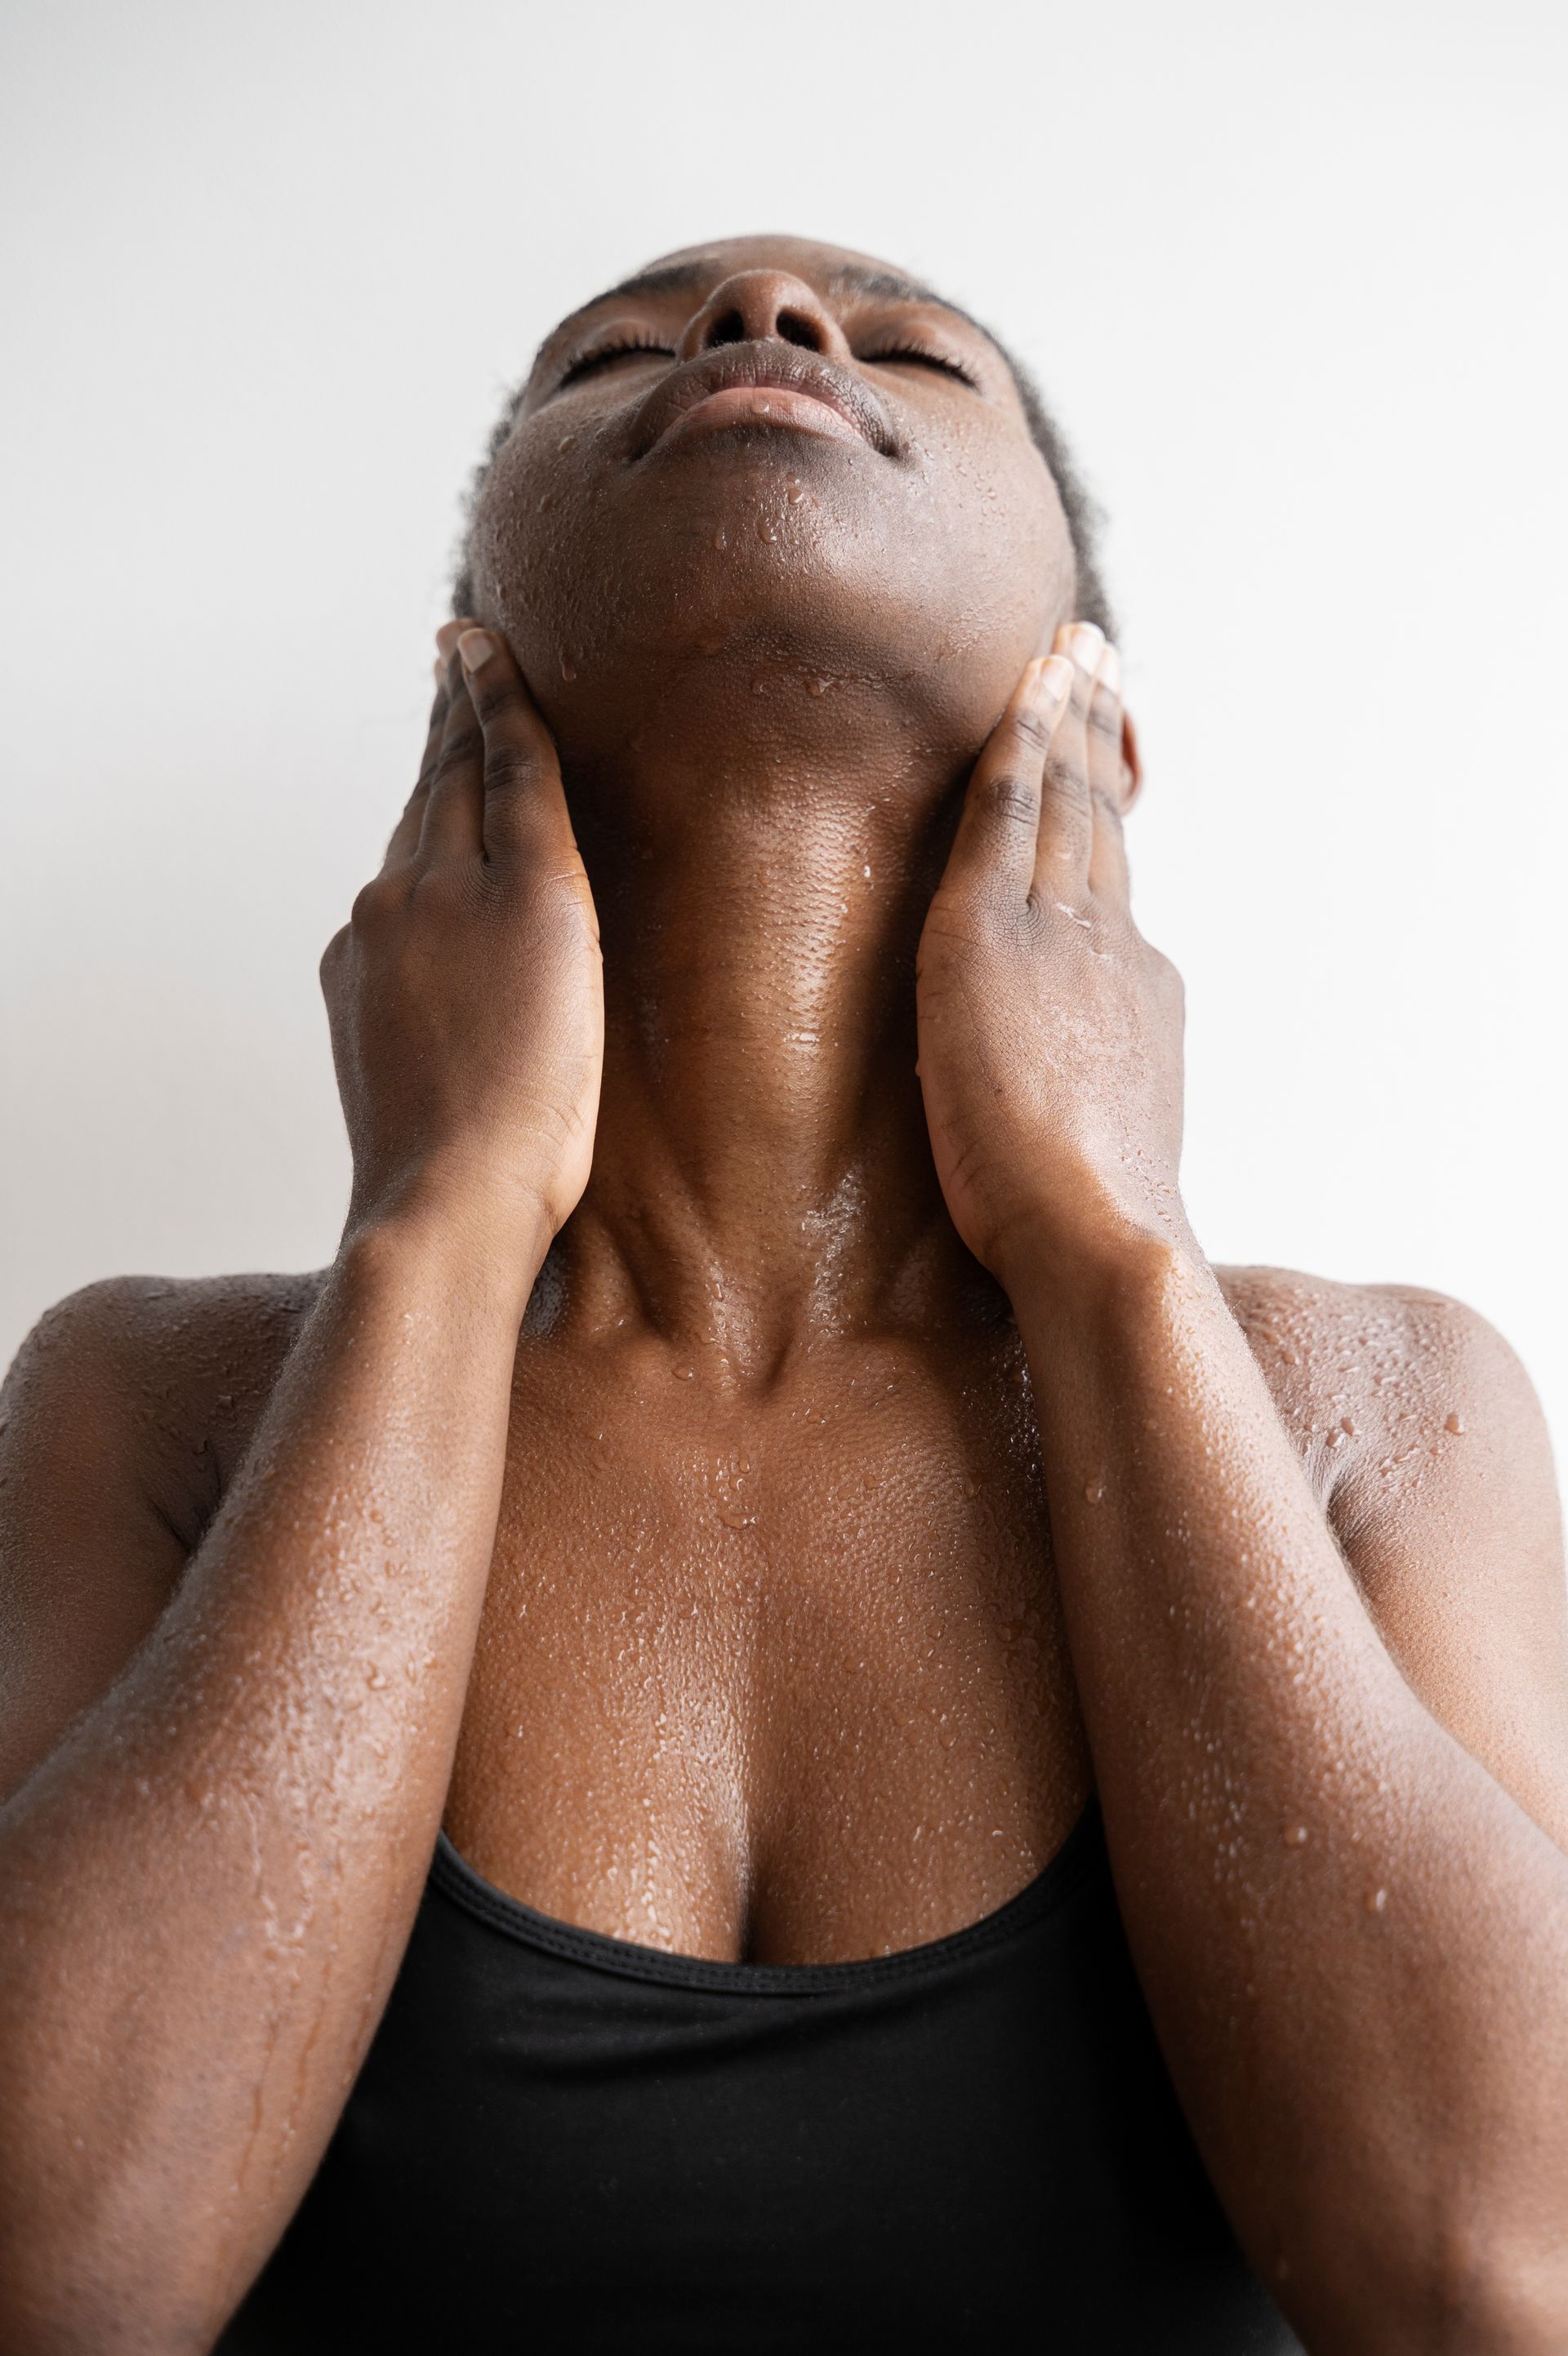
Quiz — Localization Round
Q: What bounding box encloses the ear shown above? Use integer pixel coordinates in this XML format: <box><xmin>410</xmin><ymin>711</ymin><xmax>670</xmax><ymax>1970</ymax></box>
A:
<box><xmin>1118</xmin><ymin>710</ymin><xmax>1144</xmax><ymax>815</ymax></box>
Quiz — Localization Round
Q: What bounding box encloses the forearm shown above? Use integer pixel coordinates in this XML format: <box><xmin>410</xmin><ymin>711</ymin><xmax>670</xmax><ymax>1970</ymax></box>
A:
<box><xmin>0</xmin><ymin>1213</ymin><xmax>539</xmax><ymax>2353</ymax></box>
<box><xmin>1009</xmin><ymin>1230</ymin><xmax>1568</xmax><ymax>2350</ymax></box>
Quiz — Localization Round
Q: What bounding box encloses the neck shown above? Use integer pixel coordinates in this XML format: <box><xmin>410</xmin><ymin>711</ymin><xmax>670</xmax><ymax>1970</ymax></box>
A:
<box><xmin>546</xmin><ymin>713</ymin><xmax>996</xmax><ymax>1381</ymax></box>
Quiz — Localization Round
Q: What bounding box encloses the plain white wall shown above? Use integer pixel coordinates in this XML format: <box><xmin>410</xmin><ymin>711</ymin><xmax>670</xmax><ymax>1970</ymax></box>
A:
<box><xmin>2</xmin><ymin>0</ymin><xmax>1565</xmax><ymax>1468</ymax></box>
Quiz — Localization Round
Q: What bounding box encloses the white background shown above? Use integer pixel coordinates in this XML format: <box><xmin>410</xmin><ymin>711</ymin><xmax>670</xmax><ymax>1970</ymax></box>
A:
<box><xmin>2</xmin><ymin>0</ymin><xmax>1564</xmax><ymax>1470</ymax></box>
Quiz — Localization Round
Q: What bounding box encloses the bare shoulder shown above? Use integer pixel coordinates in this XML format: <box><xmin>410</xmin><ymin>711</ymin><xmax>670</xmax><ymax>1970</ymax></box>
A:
<box><xmin>0</xmin><ymin>1270</ymin><xmax>324</xmax><ymax>1800</ymax></box>
<box><xmin>1214</xmin><ymin>1260</ymin><xmax>1557</xmax><ymax>1535</ymax></box>
<box><xmin>2</xmin><ymin>1268</ymin><xmax>326</xmax><ymax>1543</ymax></box>
<box><xmin>1217</xmin><ymin>1260</ymin><xmax>1568</xmax><ymax>1832</ymax></box>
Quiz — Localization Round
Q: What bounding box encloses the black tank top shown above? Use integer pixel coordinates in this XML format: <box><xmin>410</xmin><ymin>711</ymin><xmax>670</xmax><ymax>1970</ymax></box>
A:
<box><xmin>219</xmin><ymin>1801</ymin><xmax>1302</xmax><ymax>2351</ymax></box>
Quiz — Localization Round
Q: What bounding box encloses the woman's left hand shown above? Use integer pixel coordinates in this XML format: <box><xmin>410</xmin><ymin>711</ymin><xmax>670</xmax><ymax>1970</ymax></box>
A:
<box><xmin>915</xmin><ymin>621</ymin><xmax>1190</xmax><ymax>1290</ymax></box>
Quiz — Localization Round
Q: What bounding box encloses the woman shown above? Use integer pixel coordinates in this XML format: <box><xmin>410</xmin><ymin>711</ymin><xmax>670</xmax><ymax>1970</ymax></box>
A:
<box><xmin>1</xmin><ymin>234</ymin><xmax>1565</xmax><ymax>2354</ymax></box>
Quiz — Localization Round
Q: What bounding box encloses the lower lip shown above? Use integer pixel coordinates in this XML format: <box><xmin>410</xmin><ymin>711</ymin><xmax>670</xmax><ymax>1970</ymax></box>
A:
<box><xmin>653</xmin><ymin>383</ymin><xmax>868</xmax><ymax>451</ymax></box>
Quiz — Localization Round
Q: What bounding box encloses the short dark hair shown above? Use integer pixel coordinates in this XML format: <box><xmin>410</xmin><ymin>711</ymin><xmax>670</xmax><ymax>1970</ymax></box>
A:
<box><xmin>451</xmin><ymin>318</ymin><xmax>1114</xmax><ymax>638</ymax></box>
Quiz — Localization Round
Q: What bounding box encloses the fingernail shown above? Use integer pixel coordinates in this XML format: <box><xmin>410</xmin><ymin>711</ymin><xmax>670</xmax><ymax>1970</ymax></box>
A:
<box><xmin>432</xmin><ymin>656</ymin><xmax>448</xmax><ymax>688</ymax></box>
<box><xmin>1099</xmin><ymin>643</ymin><xmax>1120</xmax><ymax>693</ymax></box>
<box><xmin>434</xmin><ymin>620</ymin><xmax>465</xmax><ymax>657</ymax></box>
<box><xmin>1027</xmin><ymin>655</ymin><xmax>1075</xmax><ymax>712</ymax></box>
<box><xmin>1070</xmin><ymin>622</ymin><xmax>1105</xmax><ymax>673</ymax></box>
<box><xmin>457</xmin><ymin>628</ymin><xmax>495</xmax><ymax>673</ymax></box>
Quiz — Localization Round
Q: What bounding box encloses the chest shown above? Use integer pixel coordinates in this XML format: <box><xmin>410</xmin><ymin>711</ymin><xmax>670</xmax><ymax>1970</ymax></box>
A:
<box><xmin>443</xmin><ymin>1334</ymin><xmax>1090</xmax><ymax>1964</ymax></box>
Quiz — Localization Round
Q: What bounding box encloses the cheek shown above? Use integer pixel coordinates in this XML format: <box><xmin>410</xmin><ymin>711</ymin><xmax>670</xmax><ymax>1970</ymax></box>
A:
<box><xmin>887</xmin><ymin>421</ymin><xmax>1075</xmax><ymax>718</ymax></box>
<box><xmin>916</xmin><ymin>423</ymin><xmax>1071</xmax><ymax>644</ymax></box>
<box><xmin>466</xmin><ymin>425</ymin><xmax>612</xmax><ymax>686</ymax></box>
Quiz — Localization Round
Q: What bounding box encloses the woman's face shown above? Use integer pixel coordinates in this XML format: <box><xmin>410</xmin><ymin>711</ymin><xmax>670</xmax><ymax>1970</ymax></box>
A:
<box><xmin>466</xmin><ymin>234</ymin><xmax>1077</xmax><ymax>768</ymax></box>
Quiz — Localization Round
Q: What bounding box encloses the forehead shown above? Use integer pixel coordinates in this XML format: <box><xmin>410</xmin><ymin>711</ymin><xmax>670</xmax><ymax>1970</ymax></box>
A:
<box><xmin>542</xmin><ymin>234</ymin><xmax>990</xmax><ymax>351</ymax></box>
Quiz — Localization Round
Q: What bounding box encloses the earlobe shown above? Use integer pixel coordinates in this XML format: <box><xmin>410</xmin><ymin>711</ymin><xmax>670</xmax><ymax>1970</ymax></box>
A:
<box><xmin>1119</xmin><ymin>711</ymin><xmax>1144</xmax><ymax>814</ymax></box>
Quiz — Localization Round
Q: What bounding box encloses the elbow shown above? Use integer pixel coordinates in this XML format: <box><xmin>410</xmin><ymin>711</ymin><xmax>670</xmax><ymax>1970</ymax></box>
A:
<box><xmin>0</xmin><ymin>2235</ymin><xmax>220</xmax><ymax>2356</ymax></box>
<box><xmin>1343</xmin><ymin>2210</ymin><xmax>1568</xmax><ymax>2356</ymax></box>
<box><xmin>1293</xmin><ymin>2198</ymin><xmax>1568</xmax><ymax>2356</ymax></box>
<box><xmin>1420</xmin><ymin>2214</ymin><xmax>1568</xmax><ymax>2356</ymax></box>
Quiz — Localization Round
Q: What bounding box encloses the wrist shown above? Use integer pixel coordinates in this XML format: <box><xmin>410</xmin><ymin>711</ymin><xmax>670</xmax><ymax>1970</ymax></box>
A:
<box><xmin>990</xmin><ymin>1190</ymin><xmax>1207</xmax><ymax>1317</ymax></box>
<box><xmin>340</xmin><ymin>1178</ymin><xmax>554</xmax><ymax>1329</ymax></box>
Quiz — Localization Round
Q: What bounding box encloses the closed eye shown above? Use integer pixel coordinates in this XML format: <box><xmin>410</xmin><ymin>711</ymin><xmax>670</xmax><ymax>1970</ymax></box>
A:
<box><xmin>559</xmin><ymin>336</ymin><xmax>677</xmax><ymax>387</ymax></box>
<box><xmin>859</xmin><ymin>344</ymin><xmax>978</xmax><ymax>387</ymax></box>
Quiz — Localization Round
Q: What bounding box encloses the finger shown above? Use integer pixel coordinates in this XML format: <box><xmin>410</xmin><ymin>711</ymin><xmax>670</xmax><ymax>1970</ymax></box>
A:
<box><xmin>418</xmin><ymin>657</ymin><xmax>486</xmax><ymax>862</ymax></box>
<box><xmin>1086</xmin><ymin>641</ymin><xmax>1131</xmax><ymax>903</ymax></box>
<box><xmin>435</xmin><ymin>617</ymin><xmax>475</xmax><ymax>667</ymax></box>
<box><xmin>451</xmin><ymin>627</ymin><xmax>576</xmax><ymax>866</ymax></box>
<box><xmin>1031</xmin><ymin>621</ymin><xmax>1102</xmax><ymax>904</ymax></box>
<box><xmin>942</xmin><ymin>656</ymin><xmax>1072</xmax><ymax>900</ymax></box>
<box><xmin>383</xmin><ymin>670</ymin><xmax>453</xmax><ymax>867</ymax></box>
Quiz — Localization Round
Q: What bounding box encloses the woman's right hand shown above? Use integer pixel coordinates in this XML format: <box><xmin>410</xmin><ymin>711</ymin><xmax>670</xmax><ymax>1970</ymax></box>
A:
<box><xmin>321</xmin><ymin>623</ymin><xmax>604</xmax><ymax>1274</ymax></box>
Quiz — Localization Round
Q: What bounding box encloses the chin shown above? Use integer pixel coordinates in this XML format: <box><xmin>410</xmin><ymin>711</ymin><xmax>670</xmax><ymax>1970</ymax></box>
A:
<box><xmin>467</xmin><ymin>421</ymin><xmax>1071</xmax><ymax>773</ymax></box>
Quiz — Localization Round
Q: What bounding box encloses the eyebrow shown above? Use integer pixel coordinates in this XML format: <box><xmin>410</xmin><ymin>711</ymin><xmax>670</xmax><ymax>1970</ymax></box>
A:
<box><xmin>541</xmin><ymin>258</ymin><xmax>998</xmax><ymax>359</ymax></box>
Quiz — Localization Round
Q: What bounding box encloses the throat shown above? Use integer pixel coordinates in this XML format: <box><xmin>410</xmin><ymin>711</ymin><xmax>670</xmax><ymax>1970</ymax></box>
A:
<box><xmin>554</xmin><ymin>749</ymin><xmax>983</xmax><ymax>1372</ymax></box>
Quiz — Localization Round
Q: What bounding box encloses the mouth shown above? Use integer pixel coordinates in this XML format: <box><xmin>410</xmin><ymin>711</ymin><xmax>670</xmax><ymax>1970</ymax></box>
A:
<box><xmin>630</xmin><ymin>344</ymin><xmax>897</xmax><ymax>462</ymax></box>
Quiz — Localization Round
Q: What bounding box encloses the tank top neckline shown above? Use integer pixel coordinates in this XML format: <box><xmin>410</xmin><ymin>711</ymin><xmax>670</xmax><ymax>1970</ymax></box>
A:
<box><xmin>430</xmin><ymin>1795</ymin><xmax>1104</xmax><ymax>1997</ymax></box>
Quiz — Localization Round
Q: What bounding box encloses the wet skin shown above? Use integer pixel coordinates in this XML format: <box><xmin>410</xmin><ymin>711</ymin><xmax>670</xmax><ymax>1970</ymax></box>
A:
<box><xmin>2</xmin><ymin>235</ymin><xmax>1567</xmax><ymax>2351</ymax></box>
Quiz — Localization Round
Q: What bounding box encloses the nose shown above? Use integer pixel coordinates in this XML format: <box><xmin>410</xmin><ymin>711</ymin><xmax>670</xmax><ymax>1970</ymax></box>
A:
<box><xmin>676</xmin><ymin>270</ymin><xmax>853</xmax><ymax>366</ymax></box>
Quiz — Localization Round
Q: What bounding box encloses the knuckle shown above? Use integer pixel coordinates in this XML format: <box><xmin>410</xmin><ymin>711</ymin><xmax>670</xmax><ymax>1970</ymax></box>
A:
<box><xmin>472</xmin><ymin>673</ymin><xmax>525</xmax><ymax>728</ymax></box>
<box><xmin>434</xmin><ymin>722</ymin><xmax>481</xmax><ymax>777</ymax></box>
<box><xmin>350</xmin><ymin>876</ymin><xmax>397</xmax><ymax>929</ymax></box>
<box><xmin>1148</xmin><ymin>944</ymin><xmax>1183</xmax><ymax>996</ymax></box>
<box><xmin>482</xmin><ymin>745</ymin><xmax>541</xmax><ymax>795</ymax></box>
<box><xmin>1040</xmin><ymin>755</ymin><xmax>1088</xmax><ymax>807</ymax></box>
<box><xmin>982</xmin><ymin>773</ymin><xmax>1039</xmax><ymax>831</ymax></box>
<box><xmin>408</xmin><ymin>862</ymin><xmax>464</xmax><ymax>910</ymax></box>
<box><xmin>1005</xmin><ymin>706</ymin><xmax>1054</xmax><ymax>755</ymax></box>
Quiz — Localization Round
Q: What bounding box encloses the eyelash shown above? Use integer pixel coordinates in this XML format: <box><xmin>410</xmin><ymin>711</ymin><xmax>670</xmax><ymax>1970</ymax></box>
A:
<box><xmin>860</xmin><ymin>345</ymin><xmax>977</xmax><ymax>386</ymax></box>
<box><xmin>559</xmin><ymin>335</ymin><xmax>675</xmax><ymax>385</ymax></box>
<box><xmin>557</xmin><ymin>334</ymin><xmax>978</xmax><ymax>391</ymax></box>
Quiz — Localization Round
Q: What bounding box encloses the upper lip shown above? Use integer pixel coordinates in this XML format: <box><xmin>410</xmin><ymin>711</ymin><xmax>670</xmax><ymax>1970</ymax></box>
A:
<box><xmin>629</xmin><ymin>342</ymin><xmax>898</xmax><ymax>461</ymax></box>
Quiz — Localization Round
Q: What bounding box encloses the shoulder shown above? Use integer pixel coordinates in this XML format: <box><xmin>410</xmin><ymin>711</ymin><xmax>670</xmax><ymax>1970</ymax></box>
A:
<box><xmin>1214</xmin><ymin>1261</ymin><xmax>1554</xmax><ymax>1525</ymax></box>
<box><xmin>1218</xmin><ymin>1261</ymin><xmax>1568</xmax><ymax>1833</ymax></box>
<box><xmin>0</xmin><ymin>1269</ymin><xmax>326</xmax><ymax>1801</ymax></box>
<box><xmin>2</xmin><ymin>1269</ymin><xmax>325</xmax><ymax>1542</ymax></box>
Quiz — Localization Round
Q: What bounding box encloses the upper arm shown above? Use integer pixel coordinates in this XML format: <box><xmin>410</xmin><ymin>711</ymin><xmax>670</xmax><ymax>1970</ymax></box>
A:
<box><xmin>0</xmin><ymin>1281</ymin><xmax>194</xmax><ymax>1804</ymax></box>
<box><xmin>1330</xmin><ymin>1287</ymin><xmax>1568</xmax><ymax>1846</ymax></box>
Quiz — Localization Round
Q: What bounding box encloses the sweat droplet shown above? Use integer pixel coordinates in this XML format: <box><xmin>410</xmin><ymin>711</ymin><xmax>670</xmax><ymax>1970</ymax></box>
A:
<box><xmin>557</xmin><ymin>434</ymin><xmax>577</xmax><ymax>453</ymax></box>
<box><xmin>559</xmin><ymin>654</ymin><xmax>577</xmax><ymax>681</ymax></box>
<box><xmin>713</xmin><ymin>530</ymin><xmax>728</xmax><ymax>551</ymax></box>
<box><xmin>1445</xmin><ymin>1412</ymin><xmax>1465</xmax><ymax>1436</ymax></box>
<box><xmin>1084</xmin><ymin>1479</ymin><xmax>1105</xmax><ymax>1505</ymax></box>
<box><xmin>719</xmin><ymin>1508</ymin><xmax>755</xmax><ymax>1530</ymax></box>
<box><xmin>1365</xmin><ymin>1886</ymin><xmax>1388</xmax><ymax>1913</ymax></box>
<box><xmin>1285</xmin><ymin>1824</ymin><xmax>1309</xmax><ymax>1847</ymax></box>
<box><xmin>757</xmin><ymin>519</ymin><xmax>777</xmax><ymax>542</ymax></box>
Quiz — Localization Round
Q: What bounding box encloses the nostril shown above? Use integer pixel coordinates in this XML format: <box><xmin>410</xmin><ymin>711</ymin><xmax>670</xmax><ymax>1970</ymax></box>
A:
<box><xmin>704</xmin><ymin>308</ymin><xmax>747</xmax><ymax>350</ymax></box>
<box><xmin>777</xmin><ymin>310</ymin><xmax>821</xmax><ymax>350</ymax></box>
